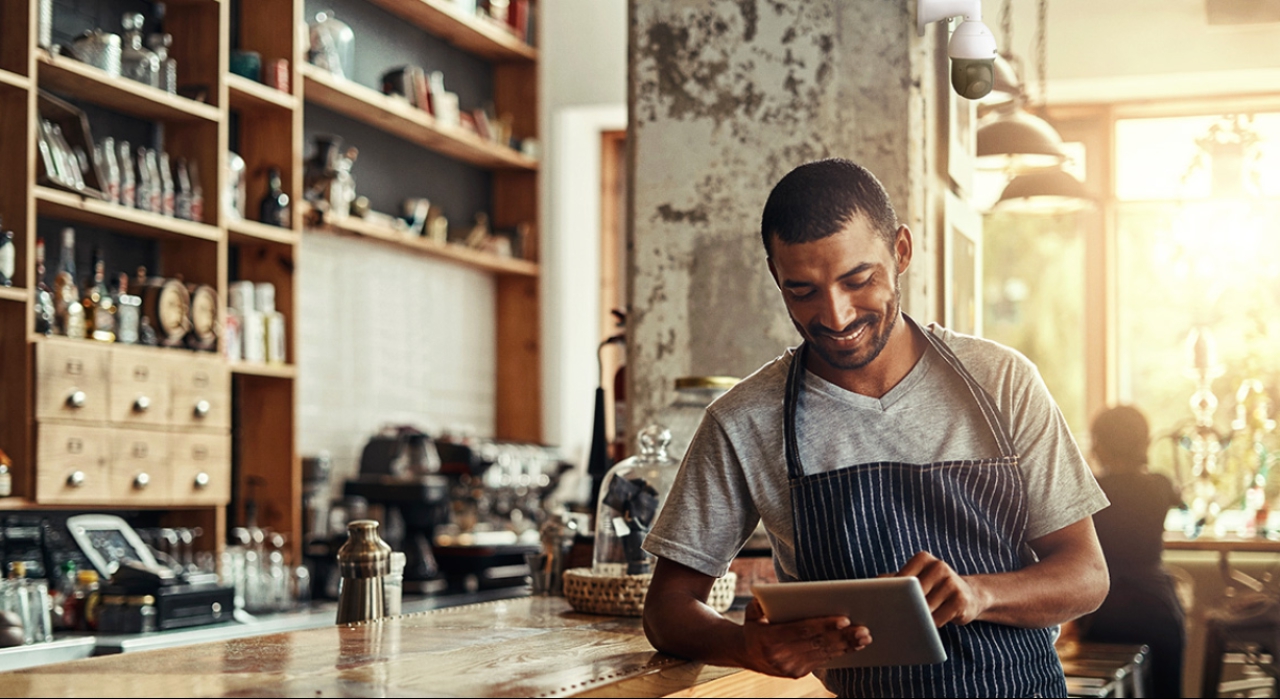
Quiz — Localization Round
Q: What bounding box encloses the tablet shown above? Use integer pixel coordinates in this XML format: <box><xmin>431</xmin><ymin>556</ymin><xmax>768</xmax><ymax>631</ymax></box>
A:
<box><xmin>752</xmin><ymin>577</ymin><xmax>947</xmax><ymax>669</ymax></box>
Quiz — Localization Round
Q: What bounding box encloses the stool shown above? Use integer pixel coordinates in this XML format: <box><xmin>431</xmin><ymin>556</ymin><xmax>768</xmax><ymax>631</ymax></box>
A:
<box><xmin>1058</xmin><ymin>642</ymin><xmax>1149</xmax><ymax>698</ymax></box>
<box><xmin>1201</xmin><ymin>597</ymin><xmax>1280</xmax><ymax>698</ymax></box>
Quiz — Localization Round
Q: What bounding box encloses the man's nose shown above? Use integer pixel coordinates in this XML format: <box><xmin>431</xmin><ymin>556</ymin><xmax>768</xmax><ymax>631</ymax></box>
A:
<box><xmin>816</xmin><ymin>291</ymin><xmax>856</xmax><ymax>332</ymax></box>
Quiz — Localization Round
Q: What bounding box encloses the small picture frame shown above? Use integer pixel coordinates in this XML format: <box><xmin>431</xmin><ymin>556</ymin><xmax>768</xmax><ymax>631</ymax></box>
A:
<box><xmin>944</xmin><ymin>191</ymin><xmax>982</xmax><ymax>336</ymax></box>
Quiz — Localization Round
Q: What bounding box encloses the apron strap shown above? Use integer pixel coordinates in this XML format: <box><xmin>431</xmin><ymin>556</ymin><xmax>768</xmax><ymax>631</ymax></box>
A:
<box><xmin>783</xmin><ymin>314</ymin><xmax>1017</xmax><ymax>481</ymax></box>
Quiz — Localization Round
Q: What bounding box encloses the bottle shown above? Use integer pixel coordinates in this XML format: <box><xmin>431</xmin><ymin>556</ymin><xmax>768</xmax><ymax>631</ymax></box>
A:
<box><xmin>259</xmin><ymin>168</ymin><xmax>290</xmax><ymax>227</ymax></box>
<box><xmin>33</xmin><ymin>239</ymin><xmax>55</xmax><ymax>335</ymax></box>
<box><xmin>115</xmin><ymin>273</ymin><xmax>141</xmax><ymax>345</ymax></box>
<box><xmin>158</xmin><ymin>151</ymin><xmax>175</xmax><ymax>217</ymax></box>
<box><xmin>135</xmin><ymin>146</ymin><xmax>152</xmax><ymax>211</ymax></box>
<box><xmin>144</xmin><ymin>148</ymin><xmax>162</xmax><ymax>213</ymax></box>
<box><xmin>593</xmin><ymin>424</ymin><xmax>680</xmax><ymax>576</ymax></box>
<box><xmin>82</xmin><ymin>247</ymin><xmax>116</xmax><ymax>342</ymax></box>
<box><xmin>174</xmin><ymin>157</ymin><xmax>193</xmax><ymax>220</ymax></box>
<box><xmin>68</xmin><ymin>569</ymin><xmax>101</xmax><ymax>631</ymax></box>
<box><xmin>0</xmin><ymin>447</ymin><xmax>11</xmax><ymax>497</ymax></box>
<box><xmin>118</xmin><ymin>140</ymin><xmax>136</xmax><ymax>208</ymax></box>
<box><xmin>0</xmin><ymin>216</ymin><xmax>13</xmax><ymax>287</ymax></box>
<box><xmin>188</xmin><ymin>159</ymin><xmax>204</xmax><ymax>222</ymax></box>
<box><xmin>53</xmin><ymin>228</ymin><xmax>86</xmax><ymax>339</ymax></box>
<box><xmin>146</xmin><ymin>32</ymin><xmax>177</xmax><ymax>94</ymax></box>
<box><xmin>120</xmin><ymin>12</ymin><xmax>159</xmax><ymax>88</ymax></box>
<box><xmin>99</xmin><ymin>137</ymin><xmax>121</xmax><ymax>205</ymax></box>
<box><xmin>51</xmin><ymin>561</ymin><xmax>78</xmax><ymax>631</ymax></box>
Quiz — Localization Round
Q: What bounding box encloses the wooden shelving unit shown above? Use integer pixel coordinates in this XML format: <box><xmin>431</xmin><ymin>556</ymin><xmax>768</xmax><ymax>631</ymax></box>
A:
<box><xmin>226</xmin><ymin>74</ymin><xmax>298</xmax><ymax>112</ymax></box>
<box><xmin>301</xmin><ymin>63</ymin><xmax>537</xmax><ymax>171</ymax></box>
<box><xmin>0</xmin><ymin>287</ymin><xmax>29</xmax><ymax>303</ymax></box>
<box><xmin>363</xmin><ymin>0</ymin><xmax>537</xmax><ymax>62</ymax></box>
<box><xmin>36</xmin><ymin>52</ymin><xmax>221</xmax><ymax>123</ymax></box>
<box><xmin>0</xmin><ymin>68</ymin><xmax>29</xmax><ymax>90</ymax></box>
<box><xmin>228</xmin><ymin>217</ymin><xmax>300</xmax><ymax>246</ymax></box>
<box><xmin>35</xmin><ymin>186</ymin><xmax>222</xmax><ymax>242</ymax></box>
<box><xmin>231</xmin><ymin>362</ymin><xmax>298</xmax><ymax>379</ymax></box>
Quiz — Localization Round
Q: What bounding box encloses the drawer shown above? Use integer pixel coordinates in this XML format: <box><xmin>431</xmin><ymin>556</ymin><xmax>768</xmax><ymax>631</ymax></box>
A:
<box><xmin>109</xmin><ymin>429</ymin><xmax>171</xmax><ymax>505</ymax></box>
<box><xmin>35</xmin><ymin>340</ymin><xmax>110</xmax><ymax>423</ymax></box>
<box><xmin>109</xmin><ymin>347</ymin><xmax>172</xmax><ymax>427</ymax></box>
<box><xmin>35</xmin><ymin>424</ymin><xmax>111</xmax><ymax>504</ymax></box>
<box><xmin>170</xmin><ymin>430</ymin><xmax>230</xmax><ymax>505</ymax></box>
<box><xmin>170</xmin><ymin>356</ymin><xmax>230</xmax><ymax>430</ymax></box>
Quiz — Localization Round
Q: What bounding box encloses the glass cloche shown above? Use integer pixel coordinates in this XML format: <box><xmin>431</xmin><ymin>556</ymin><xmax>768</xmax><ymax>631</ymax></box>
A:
<box><xmin>593</xmin><ymin>424</ymin><xmax>680</xmax><ymax>576</ymax></box>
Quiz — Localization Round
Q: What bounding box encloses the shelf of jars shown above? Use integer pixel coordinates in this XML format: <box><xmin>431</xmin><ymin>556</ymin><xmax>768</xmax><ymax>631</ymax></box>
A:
<box><xmin>299</xmin><ymin>63</ymin><xmax>538</xmax><ymax>172</ymax></box>
<box><xmin>301</xmin><ymin>203</ymin><xmax>538</xmax><ymax>277</ymax></box>
<box><xmin>230</xmin><ymin>361</ymin><xmax>297</xmax><ymax>379</ymax></box>
<box><xmin>0</xmin><ymin>287</ymin><xmax>29</xmax><ymax>303</ymax></box>
<box><xmin>225</xmin><ymin>74</ymin><xmax>297</xmax><ymax>113</ymax></box>
<box><xmin>0</xmin><ymin>68</ymin><xmax>29</xmax><ymax>90</ymax></box>
<box><xmin>363</xmin><ymin>0</ymin><xmax>538</xmax><ymax>62</ymax></box>
<box><xmin>227</xmin><ymin>217</ymin><xmax>300</xmax><ymax>246</ymax></box>
<box><xmin>35</xmin><ymin>186</ymin><xmax>221</xmax><ymax>243</ymax></box>
<box><xmin>36</xmin><ymin>52</ymin><xmax>221</xmax><ymax>124</ymax></box>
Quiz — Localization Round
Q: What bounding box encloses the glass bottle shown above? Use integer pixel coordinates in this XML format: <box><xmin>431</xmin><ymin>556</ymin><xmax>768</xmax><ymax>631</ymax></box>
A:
<box><xmin>98</xmin><ymin>137</ymin><xmax>121</xmax><ymax>205</ymax></box>
<box><xmin>146</xmin><ymin>32</ymin><xmax>177</xmax><ymax>94</ymax></box>
<box><xmin>174</xmin><ymin>157</ymin><xmax>193</xmax><ymax>220</ymax></box>
<box><xmin>188</xmin><ymin>159</ymin><xmax>204</xmax><ymax>222</ymax></box>
<box><xmin>82</xmin><ymin>247</ymin><xmax>115</xmax><ymax>343</ymax></box>
<box><xmin>115</xmin><ymin>272</ymin><xmax>141</xmax><ymax>345</ymax></box>
<box><xmin>593</xmin><ymin>424</ymin><xmax>680</xmax><ymax>576</ymax></box>
<box><xmin>307</xmin><ymin>11</ymin><xmax>355</xmax><ymax>80</ymax></box>
<box><xmin>68</xmin><ymin>569</ymin><xmax>101</xmax><ymax>631</ymax></box>
<box><xmin>33</xmin><ymin>239</ymin><xmax>55</xmax><ymax>336</ymax></box>
<box><xmin>0</xmin><ymin>216</ymin><xmax>13</xmax><ymax>287</ymax></box>
<box><xmin>53</xmin><ymin>227</ymin><xmax>86</xmax><ymax>339</ymax></box>
<box><xmin>135</xmin><ymin>147</ymin><xmax>152</xmax><ymax>211</ymax></box>
<box><xmin>0</xmin><ymin>448</ymin><xmax>11</xmax><ymax>497</ymax></box>
<box><xmin>120</xmin><ymin>12</ymin><xmax>159</xmax><ymax>88</ymax></box>
<box><xmin>259</xmin><ymin>167</ymin><xmax>290</xmax><ymax>227</ymax></box>
<box><xmin>144</xmin><ymin>148</ymin><xmax>162</xmax><ymax>213</ymax></box>
<box><xmin>118</xmin><ymin>139</ymin><xmax>135</xmax><ymax>209</ymax></box>
<box><xmin>158</xmin><ymin>151</ymin><xmax>175</xmax><ymax>217</ymax></box>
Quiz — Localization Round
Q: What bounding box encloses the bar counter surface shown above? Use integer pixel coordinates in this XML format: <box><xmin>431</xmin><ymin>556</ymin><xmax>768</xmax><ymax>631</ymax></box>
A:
<box><xmin>0</xmin><ymin>596</ymin><xmax>830</xmax><ymax>698</ymax></box>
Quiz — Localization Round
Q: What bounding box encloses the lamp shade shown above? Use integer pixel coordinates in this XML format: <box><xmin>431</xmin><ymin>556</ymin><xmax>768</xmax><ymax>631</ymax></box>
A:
<box><xmin>993</xmin><ymin>166</ymin><xmax>1094</xmax><ymax>213</ymax></box>
<box><xmin>977</xmin><ymin>108</ymin><xmax>1068</xmax><ymax>172</ymax></box>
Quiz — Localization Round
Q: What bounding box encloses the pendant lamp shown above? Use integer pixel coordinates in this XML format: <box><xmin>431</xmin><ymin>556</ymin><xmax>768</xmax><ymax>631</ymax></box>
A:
<box><xmin>992</xmin><ymin>166</ymin><xmax>1094</xmax><ymax>213</ymax></box>
<box><xmin>976</xmin><ymin>106</ymin><xmax>1067</xmax><ymax>172</ymax></box>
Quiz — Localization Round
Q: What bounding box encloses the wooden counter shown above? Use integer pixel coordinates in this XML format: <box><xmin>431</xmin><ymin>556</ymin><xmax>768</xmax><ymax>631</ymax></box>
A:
<box><xmin>0</xmin><ymin>597</ymin><xmax>830</xmax><ymax>698</ymax></box>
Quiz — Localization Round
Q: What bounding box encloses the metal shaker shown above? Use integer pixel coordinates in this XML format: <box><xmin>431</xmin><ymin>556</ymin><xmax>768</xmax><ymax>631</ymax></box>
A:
<box><xmin>335</xmin><ymin>520</ymin><xmax>391</xmax><ymax>624</ymax></box>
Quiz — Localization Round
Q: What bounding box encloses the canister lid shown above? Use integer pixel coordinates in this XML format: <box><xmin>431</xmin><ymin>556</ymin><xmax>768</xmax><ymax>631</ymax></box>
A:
<box><xmin>674</xmin><ymin>376</ymin><xmax>739</xmax><ymax>390</ymax></box>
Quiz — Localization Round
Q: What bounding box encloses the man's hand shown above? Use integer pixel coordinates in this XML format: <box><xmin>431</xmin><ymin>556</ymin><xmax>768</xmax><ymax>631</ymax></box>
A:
<box><xmin>896</xmin><ymin>551</ymin><xmax>990</xmax><ymax>627</ymax></box>
<box><xmin>741</xmin><ymin>598</ymin><xmax>872</xmax><ymax>678</ymax></box>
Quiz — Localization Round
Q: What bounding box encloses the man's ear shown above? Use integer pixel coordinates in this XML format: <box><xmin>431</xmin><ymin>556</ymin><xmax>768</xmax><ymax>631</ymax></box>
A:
<box><xmin>894</xmin><ymin>225</ymin><xmax>913</xmax><ymax>275</ymax></box>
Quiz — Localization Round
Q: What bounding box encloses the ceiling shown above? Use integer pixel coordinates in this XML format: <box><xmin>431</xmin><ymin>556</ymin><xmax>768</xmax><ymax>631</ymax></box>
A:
<box><xmin>979</xmin><ymin>0</ymin><xmax>1280</xmax><ymax>104</ymax></box>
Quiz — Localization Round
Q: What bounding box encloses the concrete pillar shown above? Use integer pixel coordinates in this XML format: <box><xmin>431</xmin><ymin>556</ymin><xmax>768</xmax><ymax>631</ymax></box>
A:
<box><xmin>627</xmin><ymin>0</ymin><xmax>941</xmax><ymax>437</ymax></box>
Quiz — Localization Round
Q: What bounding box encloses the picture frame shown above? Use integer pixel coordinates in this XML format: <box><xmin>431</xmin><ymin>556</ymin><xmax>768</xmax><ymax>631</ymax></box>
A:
<box><xmin>944</xmin><ymin>190</ymin><xmax>982</xmax><ymax>336</ymax></box>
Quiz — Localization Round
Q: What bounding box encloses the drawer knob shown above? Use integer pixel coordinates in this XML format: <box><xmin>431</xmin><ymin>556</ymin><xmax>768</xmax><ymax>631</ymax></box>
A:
<box><xmin>133</xmin><ymin>396</ymin><xmax>152</xmax><ymax>413</ymax></box>
<box><xmin>66</xmin><ymin>390</ymin><xmax>87</xmax><ymax>409</ymax></box>
<box><xmin>66</xmin><ymin>471</ymin><xmax>86</xmax><ymax>488</ymax></box>
<box><xmin>133</xmin><ymin>473</ymin><xmax>150</xmax><ymax>490</ymax></box>
<box><xmin>194</xmin><ymin>400</ymin><xmax>211</xmax><ymax>418</ymax></box>
<box><xmin>194</xmin><ymin>472</ymin><xmax>210</xmax><ymax>489</ymax></box>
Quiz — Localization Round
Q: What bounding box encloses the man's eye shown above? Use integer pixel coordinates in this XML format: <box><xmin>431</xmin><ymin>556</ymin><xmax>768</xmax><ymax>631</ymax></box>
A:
<box><xmin>789</xmin><ymin>289</ymin><xmax>814</xmax><ymax>300</ymax></box>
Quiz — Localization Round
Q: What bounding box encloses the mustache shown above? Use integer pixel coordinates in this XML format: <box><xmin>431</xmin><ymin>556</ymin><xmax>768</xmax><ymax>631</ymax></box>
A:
<box><xmin>809</xmin><ymin>314</ymin><xmax>877</xmax><ymax>338</ymax></box>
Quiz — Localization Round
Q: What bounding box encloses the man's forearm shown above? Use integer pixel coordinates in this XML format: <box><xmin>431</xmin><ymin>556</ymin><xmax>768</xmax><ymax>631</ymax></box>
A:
<box><xmin>643</xmin><ymin>592</ymin><xmax>751</xmax><ymax>667</ymax></box>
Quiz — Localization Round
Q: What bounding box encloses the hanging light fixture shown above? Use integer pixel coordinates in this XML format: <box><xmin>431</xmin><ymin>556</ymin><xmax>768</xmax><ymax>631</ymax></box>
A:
<box><xmin>992</xmin><ymin>166</ymin><xmax>1094</xmax><ymax>213</ymax></box>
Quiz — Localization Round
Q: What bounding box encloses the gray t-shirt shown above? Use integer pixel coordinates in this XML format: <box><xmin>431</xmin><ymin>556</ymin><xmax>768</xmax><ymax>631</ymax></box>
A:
<box><xmin>643</xmin><ymin>322</ymin><xmax>1109</xmax><ymax>581</ymax></box>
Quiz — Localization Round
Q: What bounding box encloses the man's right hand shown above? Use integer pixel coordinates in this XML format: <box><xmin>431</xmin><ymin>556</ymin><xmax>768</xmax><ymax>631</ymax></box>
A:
<box><xmin>741</xmin><ymin>597</ymin><xmax>872</xmax><ymax>678</ymax></box>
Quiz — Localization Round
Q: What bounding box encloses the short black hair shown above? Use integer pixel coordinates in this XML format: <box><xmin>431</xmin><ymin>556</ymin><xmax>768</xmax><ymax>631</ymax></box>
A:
<box><xmin>760</xmin><ymin>158</ymin><xmax>900</xmax><ymax>256</ymax></box>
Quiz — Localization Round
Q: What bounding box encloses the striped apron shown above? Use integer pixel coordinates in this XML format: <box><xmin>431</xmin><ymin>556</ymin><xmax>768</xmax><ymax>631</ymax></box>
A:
<box><xmin>784</xmin><ymin>320</ymin><xmax>1067</xmax><ymax>697</ymax></box>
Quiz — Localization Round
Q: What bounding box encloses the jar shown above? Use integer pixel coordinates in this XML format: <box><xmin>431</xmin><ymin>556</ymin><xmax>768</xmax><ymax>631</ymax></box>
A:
<box><xmin>654</xmin><ymin>376</ymin><xmax>739</xmax><ymax>462</ymax></box>
<box><xmin>593</xmin><ymin>424</ymin><xmax>679</xmax><ymax>576</ymax></box>
<box><xmin>307</xmin><ymin>10</ymin><xmax>354</xmax><ymax>80</ymax></box>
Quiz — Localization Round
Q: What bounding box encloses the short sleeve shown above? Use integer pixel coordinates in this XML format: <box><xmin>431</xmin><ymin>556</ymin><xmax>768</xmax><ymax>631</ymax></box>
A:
<box><xmin>643</xmin><ymin>411</ymin><xmax>762</xmax><ymax>578</ymax></box>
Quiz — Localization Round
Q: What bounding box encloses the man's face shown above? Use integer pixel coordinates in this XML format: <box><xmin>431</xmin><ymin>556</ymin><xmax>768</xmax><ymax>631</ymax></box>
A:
<box><xmin>768</xmin><ymin>215</ymin><xmax>908</xmax><ymax>378</ymax></box>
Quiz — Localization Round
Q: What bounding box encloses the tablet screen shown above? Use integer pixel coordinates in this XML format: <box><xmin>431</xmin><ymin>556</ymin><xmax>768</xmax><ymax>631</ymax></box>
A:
<box><xmin>752</xmin><ymin>577</ymin><xmax>947</xmax><ymax>668</ymax></box>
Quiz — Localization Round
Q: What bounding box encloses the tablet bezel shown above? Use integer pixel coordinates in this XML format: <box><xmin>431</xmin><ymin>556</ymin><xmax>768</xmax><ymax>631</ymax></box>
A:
<box><xmin>751</xmin><ymin>577</ymin><xmax>947</xmax><ymax>669</ymax></box>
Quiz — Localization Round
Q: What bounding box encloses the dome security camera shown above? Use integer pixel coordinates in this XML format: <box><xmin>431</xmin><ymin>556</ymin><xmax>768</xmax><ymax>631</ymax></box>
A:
<box><xmin>918</xmin><ymin>0</ymin><xmax>998</xmax><ymax>100</ymax></box>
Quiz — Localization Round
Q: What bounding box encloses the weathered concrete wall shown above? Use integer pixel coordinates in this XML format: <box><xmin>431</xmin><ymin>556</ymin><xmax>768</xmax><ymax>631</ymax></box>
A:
<box><xmin>627</xmin><ymin>0</ymin><xmax>940</xmax><ymax>436</ymax></box>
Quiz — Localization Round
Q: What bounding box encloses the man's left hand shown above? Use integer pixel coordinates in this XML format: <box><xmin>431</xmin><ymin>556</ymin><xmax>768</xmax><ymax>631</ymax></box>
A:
<box><xmin>895</xmin><ymin>551</ymin><xmax>990</xmax><ymax>627</ymax></box>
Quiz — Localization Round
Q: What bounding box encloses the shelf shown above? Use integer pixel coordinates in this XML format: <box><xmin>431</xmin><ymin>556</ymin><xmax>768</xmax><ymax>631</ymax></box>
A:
<box><xmin>36</xmin><ymin>52</ymin><xmax>221</xmax><ymax>123</ymax></box>
<box><xmin>0</xmin><ymin>287</ymin><xmax>29</xmax><ymax>303</ymax></box>
<box><xmin>0</xmin><ymin>68</ymin><xmax>29</xmax><ymax>90</ymax></box>
<box><xmin>228</xmin><ymin>218</ymin><xmax>300</xmax><ymax>246</ymax></box>
<box><xmin>226</xmin><ymin>74</ymin><xmax>298</xmax><ymax>113</ymax></box>
<box><xmin>364</xmin><ymin>0</ymin><xmax>537</xmax><ymax>62</ymax></box>
<box><xmin>232</xmin><ymin>362</ymin><xmax>297</xmax><ymax>379</ymax></box>
<box><xmin>36</xmin><ymin>186</ymin><xmax>221</xmax><ymax>242</ymax></box>
<box><xmin>304</xmin><ymin>205</ymin><xmax>538</xmax><ymax>277</ymax></box>
<box><xmin>300</xmin><ymin>64</ymin><xmax>537</xmax><ymax>172</ymax></box>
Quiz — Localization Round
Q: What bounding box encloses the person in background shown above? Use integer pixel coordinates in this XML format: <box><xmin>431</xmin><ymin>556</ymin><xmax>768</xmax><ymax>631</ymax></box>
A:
<box><xmin>1082</xmin><ymin>404</ymin><xmax>1186</xmax><ymax>698</ymax></box>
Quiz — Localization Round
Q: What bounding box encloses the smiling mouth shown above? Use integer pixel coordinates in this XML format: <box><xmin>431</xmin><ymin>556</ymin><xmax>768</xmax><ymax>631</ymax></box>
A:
<box><xmin>820</xmin><ymin>319</ymin><xmax>873</xmax><ymax>344</ymax></box>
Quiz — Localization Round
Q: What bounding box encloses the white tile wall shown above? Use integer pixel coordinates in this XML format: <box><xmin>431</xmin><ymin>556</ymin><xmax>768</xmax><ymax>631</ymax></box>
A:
<box><xmin>297</xmin><ymin>232</ymin><xmax>496</xmax><ymax>489</ymax></box>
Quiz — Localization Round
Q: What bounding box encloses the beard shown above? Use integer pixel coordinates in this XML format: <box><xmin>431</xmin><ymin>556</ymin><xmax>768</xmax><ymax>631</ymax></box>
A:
<box><xmin>801</xmin><ymin>277</ymin><xmax>902</xmax><ymax>372</ymax></box>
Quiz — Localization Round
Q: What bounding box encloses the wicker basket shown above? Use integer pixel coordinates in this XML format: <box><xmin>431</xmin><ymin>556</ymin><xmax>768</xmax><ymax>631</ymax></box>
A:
<box><xmin>562</xmin><ymin>567</ymin><xmax>737</xmax><ymax>617</ymax></box>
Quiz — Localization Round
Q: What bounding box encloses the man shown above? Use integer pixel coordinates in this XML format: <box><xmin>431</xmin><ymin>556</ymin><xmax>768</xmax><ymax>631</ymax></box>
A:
<box><xmin>641</xmin><ymin>158</ymin><xmax>1110</xmax><ymax>697</ymax></box>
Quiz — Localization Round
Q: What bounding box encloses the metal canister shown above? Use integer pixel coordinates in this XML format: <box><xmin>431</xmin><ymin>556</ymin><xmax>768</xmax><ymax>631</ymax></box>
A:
<box><xmin>38</xmin><ymin>0</ymin><xmax>53</xmax><ymax>50</ymax></box>
<box><xmin>70</xmin><ymin>30</ymin><xmax>123</xmax><ymax>78</ymax></box>
<box><xmin>335</xmin><ymin>520</ymin><xmax>391</xmax><ymax>624</ymax></box>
